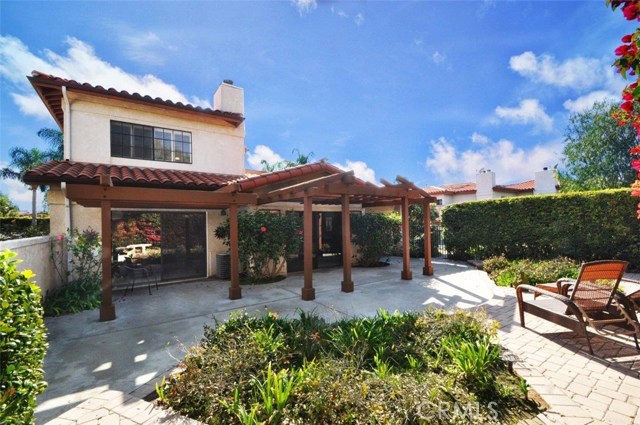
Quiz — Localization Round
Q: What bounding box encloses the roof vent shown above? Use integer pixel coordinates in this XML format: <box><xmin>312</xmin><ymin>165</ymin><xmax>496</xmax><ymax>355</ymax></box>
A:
<box><xmin>223</xmin><ymin>79</ymin><xmax>234</xmax><ymax>85</ymax></box>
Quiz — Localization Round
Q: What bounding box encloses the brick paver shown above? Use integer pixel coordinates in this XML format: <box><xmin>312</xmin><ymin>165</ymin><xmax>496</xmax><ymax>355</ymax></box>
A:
<box><xmin>484</xmin><ymin>286</ymin><xmax>640</xmax><ymax>425</ymax></box>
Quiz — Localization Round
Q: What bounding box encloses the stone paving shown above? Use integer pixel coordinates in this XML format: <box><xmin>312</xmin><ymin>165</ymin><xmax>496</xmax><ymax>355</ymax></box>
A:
<box><xmin>485</xmin><ymin>285</ymin><xmax>640</xmax><ymax>425</ymax></box>
<box><xmin>38</xmin><ymin>258</ymin><xmax>640</xmax><ymax>424</ymax></box>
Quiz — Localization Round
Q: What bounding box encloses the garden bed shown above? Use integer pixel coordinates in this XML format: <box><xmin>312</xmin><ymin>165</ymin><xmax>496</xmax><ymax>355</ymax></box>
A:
<box><xmin>158</xmin><ymin>309</ymin><xmax>542</xmax><ymax>424</ymax></box>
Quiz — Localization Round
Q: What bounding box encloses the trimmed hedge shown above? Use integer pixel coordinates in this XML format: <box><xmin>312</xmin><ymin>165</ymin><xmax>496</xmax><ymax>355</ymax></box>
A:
<box><xmin>0</xmin><ymin>217</ymin><xmax>49</xmax><ymax>240</ymax></box>
<box><xmin>0</xmin><ymin>250</ymin><xmax>48</xmax><ymax>424</ymax></box>
<box><xmin>442</xmin><ymin>189</ymin><xmax>640</xmax><ymax>269</ymax></box>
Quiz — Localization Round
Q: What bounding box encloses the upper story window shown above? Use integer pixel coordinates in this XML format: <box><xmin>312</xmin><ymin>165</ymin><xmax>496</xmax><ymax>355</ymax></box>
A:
<box><xmin>111</xmin><ymin>121</ymin><xmax>192</xmax><ymax>164</ymax></box>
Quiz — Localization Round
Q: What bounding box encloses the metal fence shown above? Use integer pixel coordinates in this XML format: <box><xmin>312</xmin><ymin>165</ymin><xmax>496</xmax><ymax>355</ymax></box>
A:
<box><xmin>431</xmin><ymin>224</ymin><xmax>448</xmax><ymax>258</ymax></box>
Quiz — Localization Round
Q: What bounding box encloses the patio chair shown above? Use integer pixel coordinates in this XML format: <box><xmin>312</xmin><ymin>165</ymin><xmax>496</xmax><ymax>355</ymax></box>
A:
<box><xmin>122</xmin><ymin>263</ymin><xmax>158</xmax><ymax>296</ymax></box>
<box><xmin>516</xmin><ymin>260</ymin><xmax>640</xmax><ymax>355</ymax></box>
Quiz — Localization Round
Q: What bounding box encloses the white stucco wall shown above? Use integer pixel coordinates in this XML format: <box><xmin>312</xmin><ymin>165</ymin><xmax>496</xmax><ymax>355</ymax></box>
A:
<box><xmin>66</xmin><ymin>91</ymin><xmax>245</xmax><ymax>175</ymax></box>
<box><xmin>0</xmin><ymin>236</ymin><xmax>64</xmax><ymax>295</ymax></box>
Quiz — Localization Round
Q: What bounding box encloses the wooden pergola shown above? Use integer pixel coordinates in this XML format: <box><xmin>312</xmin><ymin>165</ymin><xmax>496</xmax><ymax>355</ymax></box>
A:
<box><xmin>25</xmin><ymin>161</ymin><xmax>436</xmax><ymax>322</ymax></box>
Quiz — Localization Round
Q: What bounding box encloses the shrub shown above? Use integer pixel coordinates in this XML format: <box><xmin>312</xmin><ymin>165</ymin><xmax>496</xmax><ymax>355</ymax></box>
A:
<box><xmin>351</xmin><ymin>213</ymin><xmax>401</xmax><ymax>266</ymax></box>
<box><xmin>0</xmin><ymin>250</ymin><xmax>48</xmax><ymax>424</ymax></box>
<box><xmin>44</xmin><ymin>228</ymin><xmax>102</xmax><ymax>316</ymax></box>
<box><xmin>442</xmin><ymin>189</ymin><xmax>640</xmax><ymax>269</ymax></box>
<box><xmin>0</xmin><ymin>217</ymin><xmax>49</xmax><ymax>241</ymax></box>
<box><xmin>215</xmin><ymin>211</ymin><xmax>302</xmax><ymax>281</ymax></box>
<box><xmin>483</xmin><ymin>256</ymin><xmax>580</xmax><ymax>287</ymax></box>
<box><xmin>161</xmin><ymin>309</ymin><xmax>540</xmax><ymax>424</ymax></box>
<box><xmin>403</xmin><ymin>204</ymin><xmax>441</xmax><ymax>258</ymax></box>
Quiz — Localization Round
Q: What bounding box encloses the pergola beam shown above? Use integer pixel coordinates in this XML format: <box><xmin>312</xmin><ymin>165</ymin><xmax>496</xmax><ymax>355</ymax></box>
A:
<box><xmin>65</xmin><ymin>184</ymin><xmax>257</xmax><ymax>208</ymax></box>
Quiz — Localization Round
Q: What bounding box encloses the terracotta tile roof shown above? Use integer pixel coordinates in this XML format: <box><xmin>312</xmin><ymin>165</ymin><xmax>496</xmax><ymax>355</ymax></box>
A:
<box><xmin>23</xmin><ymin>160</ymin><xmax>245</xmax><ymax>191</ymax></box>
<box><xmin>493</xmin><ymin>180</ymin><xmax>535</xmax><ymax>193</ymax></box>
<box><xmin>424</xmin><ymin>182</ymin><xmax>476</xmax><ymax>195</ymax></box>
<box><xmin>425</xmin><ymin>179</ymin><xmax>536</xmax><ymax>196</ymax></box>
<box><xmin>27</xmin><ymin>71</ymin><xmax>244</xmax><ymax>129</ymax></box>
<box><xmin>234</xmin><ymin>161</ymin><xmax>346</xmax><ymax>192</ymax></box>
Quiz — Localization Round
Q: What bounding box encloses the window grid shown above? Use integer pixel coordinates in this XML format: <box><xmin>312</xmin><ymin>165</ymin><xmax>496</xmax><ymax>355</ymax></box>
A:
<box><xmin>111</xmin><ymin>121</ymin><xmax>192</xmax><ymax>164</ymax></box>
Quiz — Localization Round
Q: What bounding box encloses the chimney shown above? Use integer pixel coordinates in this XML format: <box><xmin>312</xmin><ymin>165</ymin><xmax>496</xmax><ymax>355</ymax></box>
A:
<box><xmin>534</xmin><ymin>168</ymin><xmax>557</xmax><ymax>194</ymax></box>
<box><xmin>213</xmin><ymin>80</ymin><xmax>244</xmax><ymax>115</ymax></box>
<box><xmin>476</xmin><ymin>170</ymin><xmax>495</xmax><ymax>200</ymax></box>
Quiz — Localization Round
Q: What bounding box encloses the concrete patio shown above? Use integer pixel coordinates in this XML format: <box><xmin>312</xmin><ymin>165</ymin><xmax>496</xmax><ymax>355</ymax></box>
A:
<box><xmin>37</xmin><ymin>257</ymin><xmax>640</xmax><ymax>424</ymax></box>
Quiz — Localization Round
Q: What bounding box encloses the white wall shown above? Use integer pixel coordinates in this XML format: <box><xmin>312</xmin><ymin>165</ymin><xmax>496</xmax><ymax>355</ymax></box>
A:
<box><xmin>0</xmin><ymin>236</ymin><xmax>64</xmax><ymax>295</ymax></box>
<box><xmin>66</xmin><ymin>91</ymin><xmax>246</xmax><ymax>175</ymax></box>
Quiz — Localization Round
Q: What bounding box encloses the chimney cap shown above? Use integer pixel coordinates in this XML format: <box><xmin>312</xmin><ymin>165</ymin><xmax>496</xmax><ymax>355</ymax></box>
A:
<box><xmin>223</xmin><ymin>79</ymin><xmax>234</xmax><ymax>85</ymax></box>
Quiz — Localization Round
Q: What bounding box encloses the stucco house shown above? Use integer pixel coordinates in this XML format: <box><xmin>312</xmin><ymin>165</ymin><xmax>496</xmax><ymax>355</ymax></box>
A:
<box><xmin>425</xmin><ymin>169</ymin><xmax>558</xmax><ymax>211</ymax></box>
<box><xmin>24</xmin><ymin>71</ymin><xmax>435</xmax><ymax>321</ymax></box>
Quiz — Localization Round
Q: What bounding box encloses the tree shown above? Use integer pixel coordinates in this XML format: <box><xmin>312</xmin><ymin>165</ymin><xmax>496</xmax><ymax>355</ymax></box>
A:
<box><xmin>37</xmin><ymin>127</ymin><xmax>63</xmax><ymax>161</ymax></box>
<box><xmin>1</xmin><ymin>147</ymin><xmax>49</xmax><ymax>226</ymax></box>
<box><xmin>0</xmin><ymin>192</ymin><xmax>19</xmax><ymax>217</ymax></box>
<box><xmin>260</xmin><ymin>149</ymin><xmax>315</xmax><ymax>172</ymax></box>
<box><xmin>558</xmin><ymin>101</ymin><xmax>639</xmax><ymax>191</ymax></box>
<box><xmin>0</xmin><ymin>128</ymin><xmax>62</xmax><ymax>225</ymax></box>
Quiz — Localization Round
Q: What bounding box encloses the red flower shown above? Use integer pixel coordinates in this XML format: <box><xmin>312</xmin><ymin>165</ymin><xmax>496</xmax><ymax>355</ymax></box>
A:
<box><xmin>632</xmin><ymin>159</ymin><xmax>640</xmax><ymax>171</ymax></box>
<box><xmin>260</xmin><ymin>226</ymin><xmax>267</xmax><ymax>233</ymax></box>
<box><xmin>622</xmin><ymin>101</ymin><xmax>635</xmax><ymax>112</ymax></box>
<box><xmin>623</xmin><ymin>34</ymin><xmax>633</xmax><ymax>43</ymax></box>
<box><xmin>616</xmin><ymin>44</ymin><xmax>630</xmax><ymax>56</ymax></box>
<box><xmin>623</xmin><ymin>2</ymin><xmax>640</xmax><ymax>20</ymax></box>
<box><xmin>631</xmin><ymin>145</ymin><xmax>640</xmax><ymax>155</ymax></box>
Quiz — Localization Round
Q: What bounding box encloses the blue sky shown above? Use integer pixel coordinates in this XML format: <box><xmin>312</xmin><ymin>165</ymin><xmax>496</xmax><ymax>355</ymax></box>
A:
<box><xmin>0</xmin><ymin>0</ymin><xmax>635</xmax><ymax>211</ymax></box>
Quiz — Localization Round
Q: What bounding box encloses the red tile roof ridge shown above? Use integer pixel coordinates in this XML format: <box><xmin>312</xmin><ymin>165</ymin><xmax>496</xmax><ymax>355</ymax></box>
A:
<box><xmin>28</xmin><ymin>71</ymin><xmax>244</xmax><ymax>123</ymax></box>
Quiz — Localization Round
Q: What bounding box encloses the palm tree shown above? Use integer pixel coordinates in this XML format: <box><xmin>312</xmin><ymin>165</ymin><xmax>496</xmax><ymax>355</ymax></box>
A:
<box><xmin>1</xmin><ymin>147</ymin><xmax>49</xmax><ymax>226</ymax></box>
<box><xmin>37</xmin><ymin>127</ymin><xmax>63</xmax><ymax>160</ymax></box>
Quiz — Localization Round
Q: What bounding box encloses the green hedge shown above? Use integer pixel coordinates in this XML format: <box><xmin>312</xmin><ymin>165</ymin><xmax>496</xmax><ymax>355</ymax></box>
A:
<box><xmin>0</xmin><ymin>217</ymin><xmax>49</xmax><ymax>240</ymax></box>
<box><xmin>0</xmin><ymin>250</ymin><xmax>48</xmax><ymax>424</ymax></box>
<box><xmin>442</xmin><ymin>189</ymin><xmax>640</xmax><ymax>269</ymax></box>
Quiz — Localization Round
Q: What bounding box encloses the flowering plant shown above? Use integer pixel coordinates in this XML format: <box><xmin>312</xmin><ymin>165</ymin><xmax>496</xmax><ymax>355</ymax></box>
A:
<box><xmin>215</xmin><ymin>210</ymin><xmax>303</xmax><ymax>281</ymax></box>
<box><xmin>608</xmin><ymin>0</ymin><xmax>640</xmax><ymax>215</ymax></box>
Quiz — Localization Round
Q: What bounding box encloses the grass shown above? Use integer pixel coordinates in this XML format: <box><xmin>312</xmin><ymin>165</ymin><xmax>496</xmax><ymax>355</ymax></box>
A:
<box><xmin>159</xmin><ymin>308</ymin><xmax>542</xmax><ymax>424</ymax></box>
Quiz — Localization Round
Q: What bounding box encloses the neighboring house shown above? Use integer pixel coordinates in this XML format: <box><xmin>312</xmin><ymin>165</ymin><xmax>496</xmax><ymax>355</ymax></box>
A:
<box><xmin>425</xmin><ymin>169</ymin><xmax>558</xmax><ymax>211</ymax></box>
<box><xmin>23</xmin><ymin>71</ymin><xmax>434</xmax><ymax>321</ymax></box>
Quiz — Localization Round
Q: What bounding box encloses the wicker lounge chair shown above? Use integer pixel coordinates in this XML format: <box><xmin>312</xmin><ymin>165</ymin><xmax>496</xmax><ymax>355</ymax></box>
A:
<box><xmin>516</xmin><ymin>260</ymin><xmax>640</xmax><ymax>355</ymax></box>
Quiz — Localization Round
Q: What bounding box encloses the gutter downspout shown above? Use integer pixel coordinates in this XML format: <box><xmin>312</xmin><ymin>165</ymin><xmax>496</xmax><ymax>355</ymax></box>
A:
<box><xmin>61</xmin><ymin>86</ymin><xmax>73</xmax><ymax>279</ymax></box>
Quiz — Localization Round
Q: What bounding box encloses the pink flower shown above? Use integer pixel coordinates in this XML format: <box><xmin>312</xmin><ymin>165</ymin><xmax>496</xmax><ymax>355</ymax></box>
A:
<box><xmin>57</xmin><ymin>234</ymin><xmax>63</xmax><ymax>241</ymax></box>
<box><xmin>298</xmin><ymin>230</ymin><xmax>303</xmax><ymax>235</ymax></box>
<box><xmin>260</xmin><ymin>226</ymin><xmax>267</xmax><ymax>233</ymax></box>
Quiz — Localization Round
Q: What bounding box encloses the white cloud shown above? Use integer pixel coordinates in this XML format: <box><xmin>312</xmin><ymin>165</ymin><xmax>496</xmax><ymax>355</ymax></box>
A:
<box><xmin>432</xmin><ymin>51</ymin><xmax>445</xmax><ymax>64</ymax></box>
<box><xmin>0</xmin><ymin>178</ymin><xmax>43</xmax><ymax>213</ymax></box>
<box><xmin>354</xmin><ymin>13</ymin><xmax>365</xmax><ymax>26</ymax></box>
<box><xmin>291</xmin><ymin>0</ymin><xmax>317</xmax><ymax>15</ymax></box>
<box><xmin>471</xmin><ymin>132</ymin><xmax>489</xmax><ymax>145</ymax></box>
<box><xmin>333</xmin><ymin>160</ymin><xmax>377</xmax><ymax>185</ymax></box>
<box><xmin>0</xmin><ymin>35</ymin><xmax>212</xmax><ymax>120</ymax></box>
<box><xmin>331</xmin><ymin>6</ymin><xmax>349</xmax><ymax>18</ymax></box>
<box><xmin>120</xmin><ymin>31</ymin><xmax>172</xmax><ymax>66</ymax></box>
<box><xmin>11</xmin><ymin>93</ymin><xmax>51</xmax><ymax>119</ymax></box>
<box><xmin>509</xmin><ymin>51</ymin><xmax>605</xmax><ymax>90</ymax></box>
<box><xmin>246</xmin><ymin>145</ymin><xmax>285</xmax><ymax>170</ymax></box>
<box><xmin>425</xmin><ymin>136</ymin><xmax>561</xmax><ymax>184</ymax></box>
<box><xmin>494</xmin><ymin>99</ymin><xmax>553</xmax><ymax>132</ymax></box>
<box><xmin>563</xmin><ymin>90</ymin><xmax>618</xmax><ymax>113</ymax></box>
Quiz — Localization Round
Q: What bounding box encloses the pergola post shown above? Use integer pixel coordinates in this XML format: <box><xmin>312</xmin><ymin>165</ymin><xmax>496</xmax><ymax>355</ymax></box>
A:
<box><xmin>401</xmin><ymin>196</ymin><xmax>413</xmax><ymax>280</ymax></box>
<box><xmin>301</xmin><ymin>194</ymin><xmax>315</xmax><ymax>300</ymax></box>
<box><xmin>423</xmin><ymin>202</ymin><xmax>434</xmax><ymax>276</ymax></box>
<box><xmin>228</xmin><ymin>203</ymin><xmax>242</xmax><ymax>299</ymax></box>
<box><xmin>99</xmin><ymin>200</ymin><xmax>116</xmax><ymax>321</ymax></box>
<box><xmin>341</xmin><ymin>194</ymin><xmax>353</xmax><ymax>292</ymax></box>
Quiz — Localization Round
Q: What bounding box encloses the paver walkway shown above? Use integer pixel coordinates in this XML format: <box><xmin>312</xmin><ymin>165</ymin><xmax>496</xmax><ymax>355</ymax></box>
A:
<box><xmin>38</xmin><ymin>258</ymin><xmax>640</xmax><ymax>424</ymax></box>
